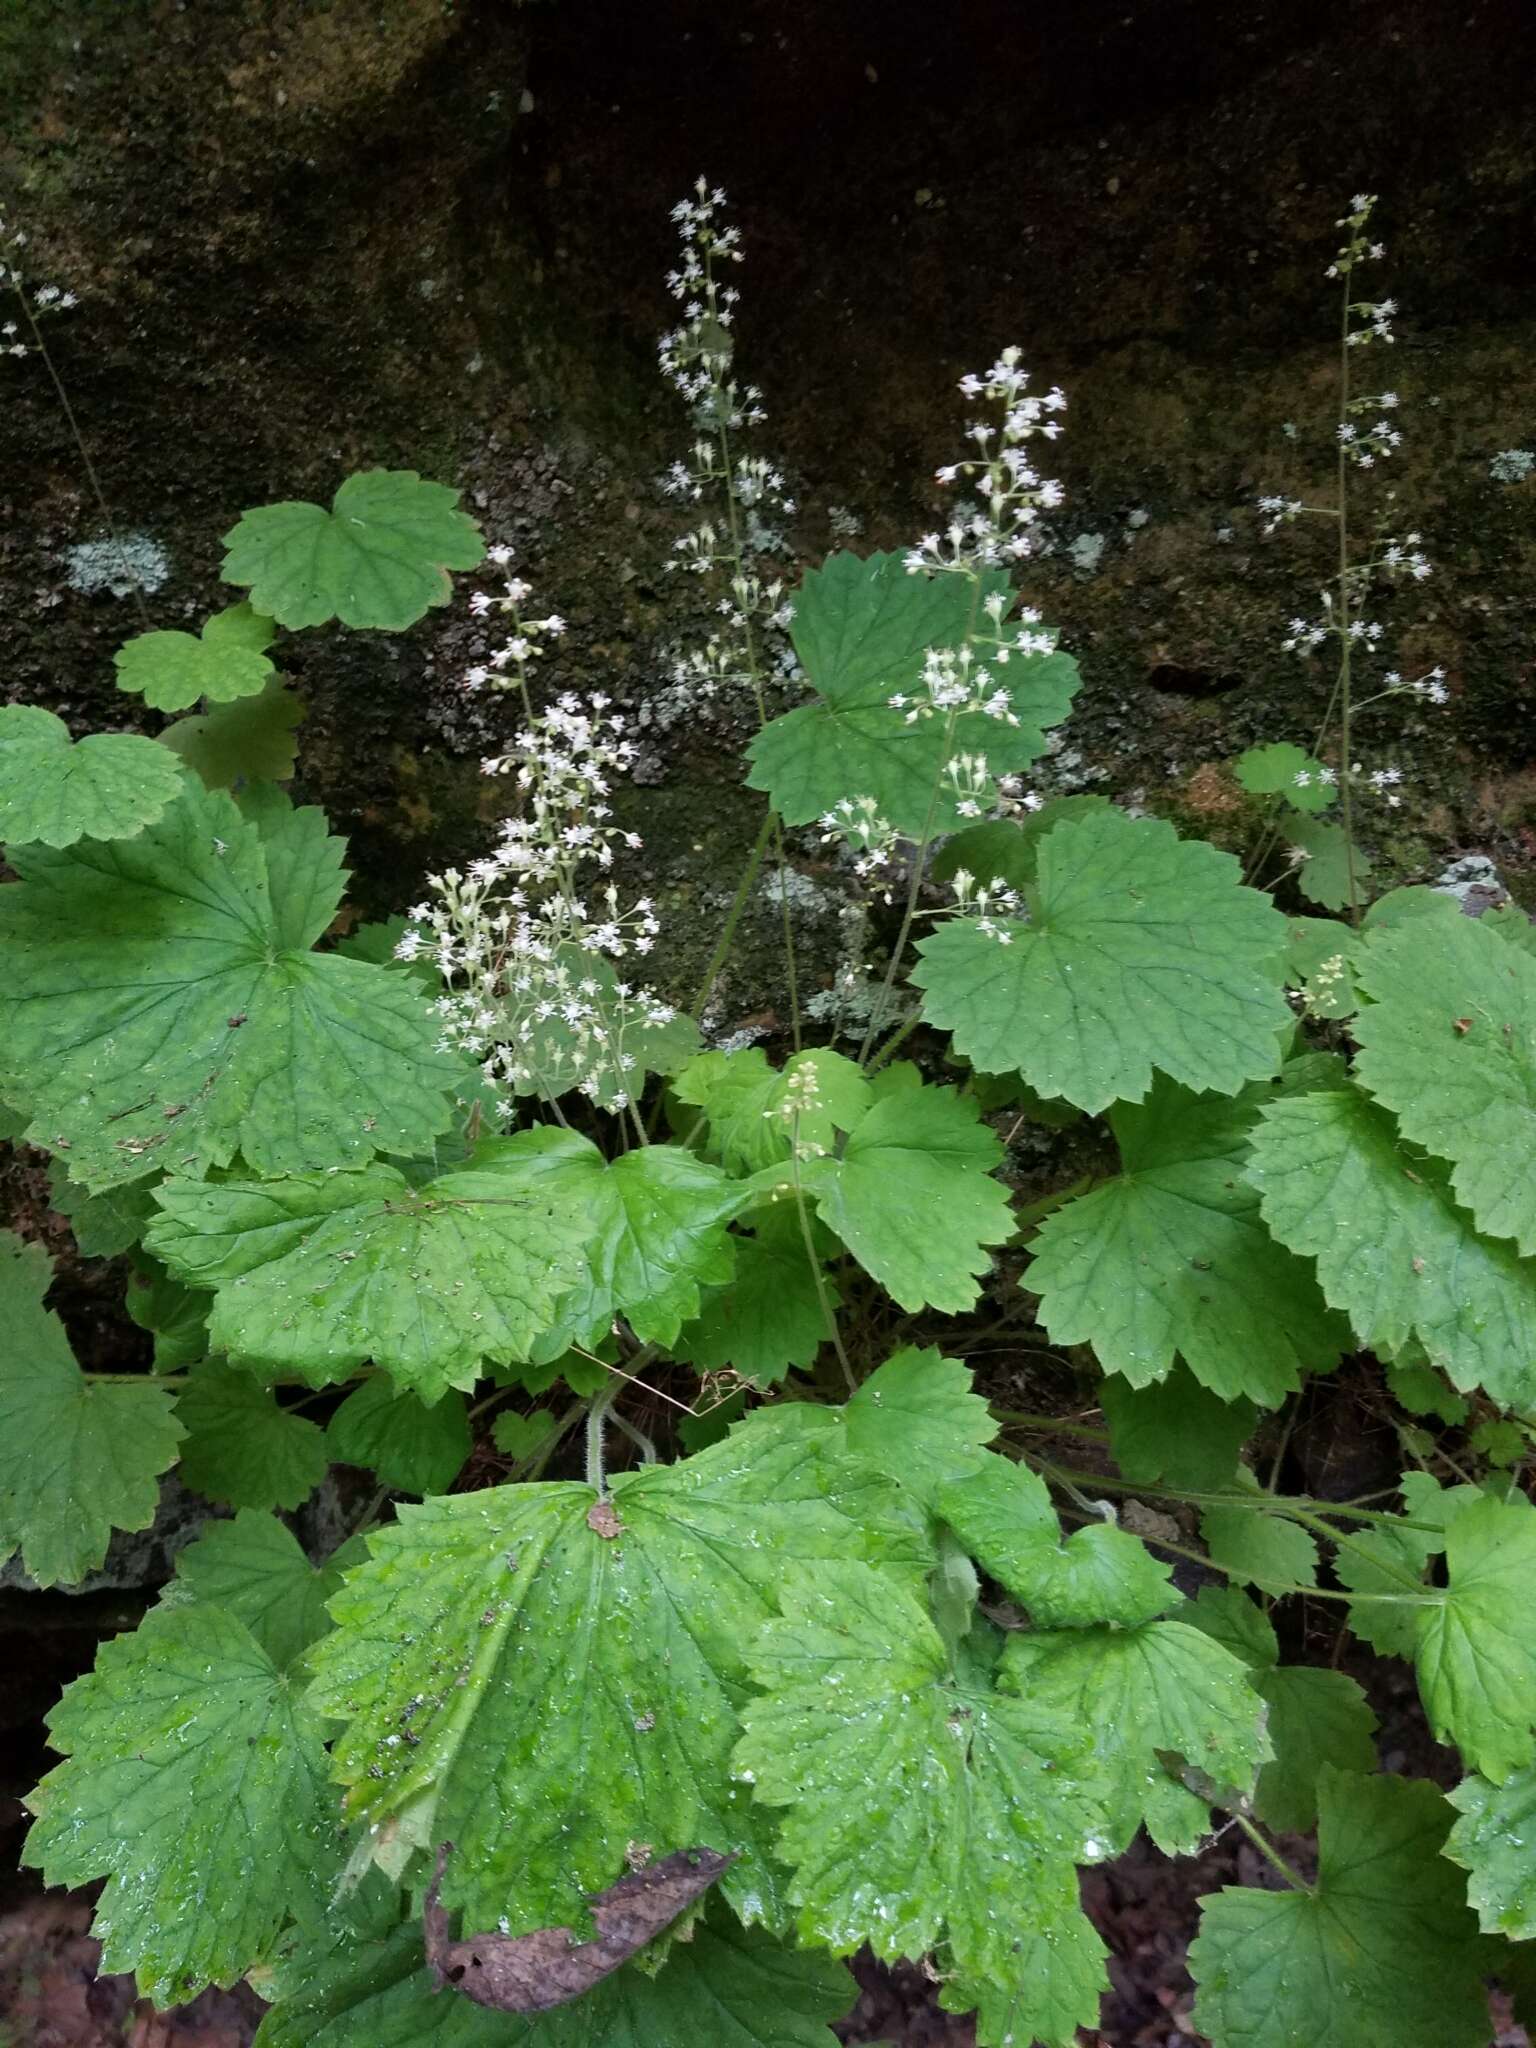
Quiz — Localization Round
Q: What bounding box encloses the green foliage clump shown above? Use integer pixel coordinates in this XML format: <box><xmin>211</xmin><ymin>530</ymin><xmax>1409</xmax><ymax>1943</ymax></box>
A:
<box><xmin>3</xmin><ymin>182</ymin><xmax>1535</xmax><ymax>2048</ymax></box>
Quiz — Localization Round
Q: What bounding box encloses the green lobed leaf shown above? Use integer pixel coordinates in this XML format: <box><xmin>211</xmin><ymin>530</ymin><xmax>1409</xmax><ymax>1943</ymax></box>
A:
<box><xmin>1200</xmin><ymin>1478</ymin><xmax>1320</xmax><ymax>1591</ymax></box>
<box><xmin>0</xmin><ymin>777</ymin><xmax>463</xmax><ymax>1191</ymax></box>
<box><xmin>25</xmin><ymin>1603</ymin><xmax>342</xmax><ymax>2005</ymax></box>
<box><xmin>529</xmin><ymin>1136</ymin><xmax>746</xmax><ymax>1354</ymax></box>
<box><xmin>160</xmin><ymin>676</ymin><xmax>304</xmax><ymax>788</ymax></box>
<box><xmin>1285</xmin><ymin>813</ymin><xmax>1371</xmax><ymax>911</ymax></box>
<box><xmin>306</xmin><ymin>1420</ymin><xmax>931</xmax><ymax>1936</ymax></box>
<box><xmin>675</xmin><ymin>1207</ymin><xmax>834</xmax><ymax>1386</ymax></box>
<box><xmin>254</xmin><ymin>1902</ymin><xmax>854</xmax><ymax>2048</ymax></box>
<box><xmin>1245</xmin><ymin>1085</ymin><xmax>1536</xmax><ymax>1409</ymax></box>
<box><xmin>745</xmin><ymin>551</ymin><xmax>1080</xmax><ymax>836</ymax></box>
<box><xmin>797</xmin><ymin>1074</ymin><xmax>1011</xmax><ymax>1313</ymax></box>
<box><xmin>939</xmin><ymin>1916</ymin><xmax>1109</xmax><ymax>2048</ymax></box>
<box><xmin>174</xmin><ymin>1359</ymin><xmax>328</xmax><ymax>1510</ymax></box>
<box><xmin>1183</xmin><ymin>1583</ymin><xmax>1280</xmax><ymax>1667</ymax></box>
<box><xmin>1250</xmin><ymin>1668</ymin><xmax>1378</xmax><ymax>1832</ymax></box>
<box><xmin>736</xmin><ymin>1560</ymin><xmax>1110</xmax><ymax>1996</ymax></box>
<box><xmin>1001</xmin><ymin>1618</ymin><xmax>1270</xmax><ymax>1856</ymax></box>
<box><xmin>0</xmin><ymin>703</ymin><xmax>186</xmax><ymax>848</ymax></box>
<box><xmin>936</xmin><ymin>1452</ymin><xmax>1176</xmax><ymax>1628</ymax></box>
<box><xmin>220</xmin><ymin>469</ymin><xmax>485</xmax><ymax>631</ymax></box>
<box><xmin>740</xmin><ymin>1348</ymin><xmax>997</xmax><ymax>1515</ymax></box>
<box><xmin>0</xmin><ymin>1230</ymin><xmax>183</xmax><ymax>1587</ymax></box>
<box><xmin>125</xmin><ymin>1266</ymin><xmax>210</xmax><ymax>1370</ymax></box>
<box><xmin>145</xmin><ymin>1134</ymin><xmax>596</xmax><ymax>1399</ymax></box>
<box><xmin>327</xmin><ymin>1377</ymin><xmax>471</xmax><ymax>1494</ymax></box>
<box><xmin>911</xmin><ymin>807</ymin><xmax>1291</xmax><ymax>1112</ymax></box>
<box><xmin>1353</xmin><ymin>915</ymin><xmax>1536</xmax><ymax>1255</ymax></box>
<box><xmin>113</xmin><ymin>604</ymin><xmax>277</xmax><ymax>712</ymax></box>
<box><xmin>1026</xmin><ymin>1070</ymin><xmax>1346</xmax><ymax>1405</ymax></box>
<box><xmin>1101</xmin><ymin>1366</ymin><xmax>1255</xmax><ymax>1491</ymax></box>
<box><xmin>1283</xmin><ymin>915</ymin><xmax>1361</xmax><ymax>1019</ymax></box>
<box><xmin>1416</xmin><ymin>1493</ymin><xmax>1536</xmax><ymax>1782</ymax></box>
<box><xmin>930</xmin><ymin>796</ymin><xmax>1114</xmax><ymax>891</ymax></box>
<box><xmin>160</xmin><ymin>1508</ymin><xmax>350</xmax><ymax>1670</ymax></box>
<box><xmin>1445</xmin><ymin>1763</ymin><xmax>1536</xmax><ymax>1938</ymax></box>
<box><xmin>1234</xmin><ymin>741</ymin><xmax>1333</xmax><ymax>813</ymax></box>
<box><xmin>46</xmin><ymin>1162</ymin><xmax>160</xmax><ymax>1258</ymax></box>
<box><xmin>1188</xmin><ymin>1767</ymin><xmax>1491</xmax><ymax>2048</ymax></box>
<box><xmin>674</xmin><ymin>1047</ymin><xmax>871</xmax><ymax>1177</ymax></box>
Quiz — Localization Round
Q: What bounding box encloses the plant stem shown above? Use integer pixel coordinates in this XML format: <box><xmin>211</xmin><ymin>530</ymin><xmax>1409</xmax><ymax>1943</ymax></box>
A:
<box><xmin>1336</xmin><ymin>272</ymin><xmax>1361</xmax><ymax>925</ymax></box>
<box><xmin>789</xmin><ymin>1154</ymin><xmax>855</xmax><ymax>1395</ymax></box>
<box><xmin>1232</xmin><ymin>1812</ymin><xmax>1314</xmax><ymax>1893</ymax></box>
<box><xmin>689</xmin><ymin>806</ymin><xmax>776</xmax><ymax>1023</ymax></box>
<box><xmin>585</xmin><ymin>1382</ymin><xmax>618</xmax><ymax>1493</ymax></box>
<box><xmin>12</xmin><ymin>281</ymin><xmax>154</xmax><ymax>634</ymax></box>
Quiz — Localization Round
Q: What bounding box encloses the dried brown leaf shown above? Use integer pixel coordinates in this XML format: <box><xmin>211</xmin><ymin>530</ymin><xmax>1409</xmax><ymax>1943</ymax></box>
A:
<box><xmin>424</xmin><ymin>1841</ymin><xmax>737</xmax><ymax>2013</ymax></box>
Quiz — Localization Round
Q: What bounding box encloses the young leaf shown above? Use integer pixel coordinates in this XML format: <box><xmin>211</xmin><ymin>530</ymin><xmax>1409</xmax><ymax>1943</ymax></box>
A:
<box><xmin>0</xmin><ymin>703</ymin><xmax>186</xmax><ymax>848</ymax></box>
<box><xmin>1200</xmin><ymin>1483</ymin><xmax>1320</xmax><ymax>1590</ymax></box>
<box><xmin>1246</xmin><ymin>1086</ymin><xmax>1536</xmax><ymax>1409</ymax></box>
<box><xmin>736</xmin><ymin>1561</ymin><xmax>1109</xmax><ymax>1995</ymax></box>
<box><xmin>220</xmin><ymin>470</ymin><xmax>485</xmax><ymax>631</ymax></box>
<box><xmin>254</xmin><ymin>1906</ymin><xmax>853</xmax><ymax>2048</ymax></box>
<box><xmin>1416</xmin><ymin>1493</ymin><xmax>1536</xmax><ymax>1782</ymax></box>
<box><xmin>0</xmin><ymin>777</ymin><xmax>463</xmax><ymax>1191</ymax></box>
<box><xmin>113</xmin><ymin>605</ymin><xmax>276</xmax><ymax>711</ymax></box>
<box><xmin>1183</xmin><ymin>1583</ymin><xmax>1280</xmax><ymax>1667</ymax></box>
<box><xmin>125</xmin><ymin>1267</ymin><xmax>209</xmax><ymax>1370</ymax></box>
<box><xmin>306</xmin><ymin>1424</ymin><xmax>930</xmax><ymax>1937</ymax></box>
<box><xmin>797</xmin><ymin>1077</ymin><xmax>1010</xmax><ymax>1313</ymax></box>
<box><xmin>744</xmin><ymin>551</ymin><xmax>1079</xmax><ymax>836</ymax></box>
<box><xmin>1189</xmin><ymin>1768</ymin><xmax>1490</xmax><ymax>2048</ymax></box>
<box><xmin>1101</xmin><ymin>1367</ymin><xmax>1255</xmax><ymax>1491</ymax></box>
<box><xmin>1284</xmin><ymin>914</ymin><xmax>1360</xmax><ymax>1019</ymax></box>
<box><xmin>0</xmin><ymin>1231</ymin><xmax>183</xmax><ymax>1587</ymax></box>
<box><xmin>674</xmin><ymin>1208</ymin><xmax>834</xmax><ymax>1385</ymax></box>
<box><xmin>674</xmin><ymin>1046</ymin><xmax>871</xmax><ymax>1176</ymax></box>
<box><xmin>1445</xmin><ymin>1764</ymin><xmax>1536</xmax><ymax>1938</ymax></box>
<box><xmin>175</xmin><ymin>1360</ymin><xmax>328</xmax><ymax>1510</ymax></box>
<box><xmin>1001</xmin><ymin>1618</ymin><xmax>1269</xmax><ymax>1855</ymax></box>
<box><xmin>1234</xmin><ymin>741</ymin><xmax>1333</xmax><ymax>813</ymax></box>
<box><xmin>742</xmin><ymin>1348</ymin><xmax>996</xmax><ymax>1513</ymax></box>
<box><xmin>1285</xmin><ymin>813</ymin><xmax>1372</xmax><ymax>910</ymax></box>
<box><xmin>936</xmin><ymin>1453</ymin><xmax>1176</xmax><ymax>1628</ymax></box>
<box><xmin>160</xmin><ymin>1507</ymin><xmax>348</xmax><ymax>1669</ymax></box>
<box><xmin>1026</xmin><ymin>1072</ymin><xmax>1345</xmax><ymax>1404</ymax></box>
<box><xmin>47</xmin><ymin>1162</ymin><xmax>160</xmax><ymax>1259</ymax></box>
<box><xmin>911</xmin><ymin>807</ymin><xmax>1290</xmax><ymax>1111</ymax></box>
<box><xmin>24</xmin><ymin>1604</ymin><xmax>342</xmax><ymax>2005</ymax></box>
<box><xmin>327</xmin><ymin>1378</ymin><xmax>471</xmax><ymax>1495</ymax></box>
<box><xmin>160</xmin><ymin>676</ymin><xmax>304</xmax><ymax>788</ymax></box>
<box><xmin>1353</xmin><ymin>915</ymin><xmax>1536</xmax><ymax>1255</ymax></box>
<box><xmin>145</xmin><ymin>1135</ymin><xmax>594</xmax><ymax>1399</ymax></box>
<box><xmin>1250</xmin><ymin>1668</ymin><xmax>1378</xmax><ymax>1832</ymax></box>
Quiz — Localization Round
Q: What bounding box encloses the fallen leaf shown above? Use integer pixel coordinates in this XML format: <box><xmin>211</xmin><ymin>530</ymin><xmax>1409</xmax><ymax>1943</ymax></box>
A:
<box><xmin>424</xmin><ymin>1841</ymin><xmax>737</xmax><ymax>2013</ymax></box>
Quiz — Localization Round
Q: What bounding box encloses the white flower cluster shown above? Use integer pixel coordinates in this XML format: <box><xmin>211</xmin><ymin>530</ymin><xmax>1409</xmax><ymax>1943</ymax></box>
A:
<box><xmin>1325</xmin><ymin>194</ymin><xmax>1397</xmax><ymax>347</ymax></box>
<box><xmin>1338</xmin><ymin>390</ymin><xmax>1403</xmax><ymax>469</ymax></box>
<box><xmin>1381</xmin><ymin>663</ymin><xmax>1449</xmax><ymax>706</ymax></box>
<box><xmin>657</xmin><ymin>180</ymin><xmax>795</xmax><ymax>712</ymax></box>
<box><xmin>459</xmin><ymin>544</ymin><xmax>567</xmax><ymax>719</ymax></box>
<box><xmin>0</xmin><ymin>216</ymin><xmax>78</xmax><ymax>357</ymax></box>
<box><xmin>906</xmin><ymin>347</ymin><xmax>1066</xmax><ymax>576</ymax></box>
<box><xmin>771</xmin><ymin>1061</ymin><xmax>827</xmax><ymax>1162</ymax></box>
<box><xmin>818</xmin><ymin>795</ymin><xmax>898</xmax><ymax>890</ymax></box>
<box><xmin>1258</xmin><ymin>494</ymin><xmax>1304</xmax><ymax>535</ymax></box>
<box><xmin>398</xmin><ymin>673</ymin><xmax>677</xmax><ymax>1116</ymax></box>
<box><xmin>945</xmin><ymin>865</ymin><xmax>1026</xmax><ymax>946</ymax></box>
